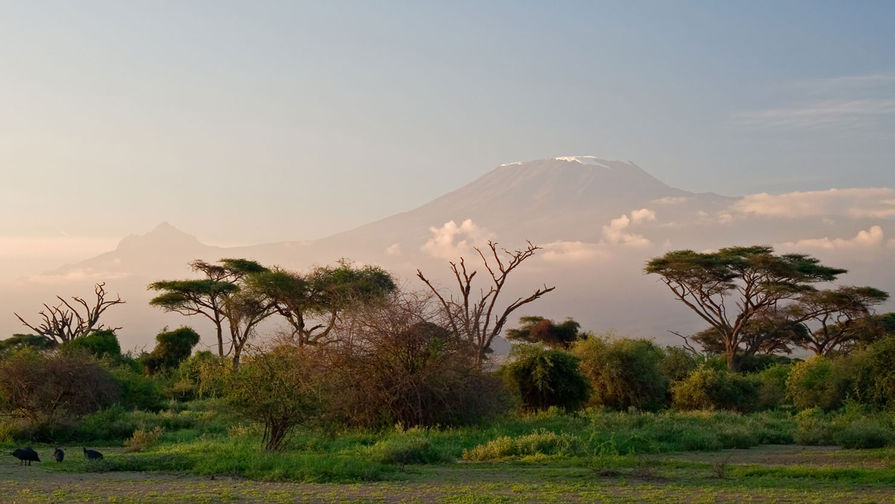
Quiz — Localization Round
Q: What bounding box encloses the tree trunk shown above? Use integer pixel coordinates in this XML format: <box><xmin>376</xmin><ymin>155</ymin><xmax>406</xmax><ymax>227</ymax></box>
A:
<box><xmin>725</xmin><ymin>341</ymin><xmax>736</xmax><ymax>371</ymax></box>
<box><xmin>215</xmin><ymin>322</ymin><xmax>224</xmax><ymax>358</ymax></box>
<box><xmin>232</xmin><ymin>345</ymin><xmax>242</xmax><ymax>370</ymax></box>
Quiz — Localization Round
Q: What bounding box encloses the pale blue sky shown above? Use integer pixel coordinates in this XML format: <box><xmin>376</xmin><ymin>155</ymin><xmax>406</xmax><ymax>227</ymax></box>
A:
<box><xmin>1</xmin><ymin>0</ymin><xmax>893</xmax><ymax>249</ymax></box>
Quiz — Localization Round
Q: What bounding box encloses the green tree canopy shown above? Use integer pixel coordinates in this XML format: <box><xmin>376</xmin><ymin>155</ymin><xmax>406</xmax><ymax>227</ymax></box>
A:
<box><xmin>646</xmin><ymin>246</ymin><xmax>846</xmax><ymax>369</ymax></box>
<box><xmin>149</xmin><ymin>258</ymin><xmax>272</xmax><ymax>366</ymax></box>
<box><xmin>247</xmin><ymin>261</ymin><xmax>396</xmax><ymax>347</ymax></box>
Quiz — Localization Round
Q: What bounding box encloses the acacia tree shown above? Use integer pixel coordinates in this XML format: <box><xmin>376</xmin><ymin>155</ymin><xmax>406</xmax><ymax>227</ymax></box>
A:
<box><xmin>788</xmin><ymin>286</ymin><xmax>890</xmax><ymax>356</ymax></box>
<box><xmin>149</xmin><ymin>258</ymin><xmax>273</xmax><ymax>365</ymax></box>
<box><xmin>226</xmin><ymin>346</ymin><xmax>325</xmax><ymax>451</ymax></box>
<box><xmin>645</xmin><ymin>246</ymin><xmax>845</xmax><ymax>370</ymax></box>
<box><xmin>15</xmin><ymin>283</ymin><xmax>124</xmax><ymax>344</ymax></box>
<box><xmin>247</xmin><ymin>261</ymin><xmax>396</xmax><ymax>347</ymax></box>
<box><xmin>417</xmin><ymin>241</ymin><xmax>555</xmax><ymax>367</ymax></box>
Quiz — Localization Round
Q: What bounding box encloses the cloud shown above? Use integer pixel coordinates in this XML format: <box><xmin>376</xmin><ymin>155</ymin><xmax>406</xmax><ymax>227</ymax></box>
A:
<box><xmin>651</xmin><ymin>196</ymin><xmax>689</xmax><ymax>205</ymax></box>
<box><xmin>421</xmin><ymin>219</ymin><xmax>494</xmax><ymax>259</ymax></box>
<box><xmin>630</xmin><ymin>208</ymin><xmax>657</xmax><ymax>224</ymax></box>
<box><xmin>602</xmin><ymin>209</ymin><xmax>654</xmax><ymax>247</ymax></box>
<box><xmin>733</xmin><ymin>99</ymin><xmax>895</xmax><ymax>129</ymax></box>
<box><xmin>733</xmin><ymin>188</ymin><xmax>895</xmax><ymax>218</ymax></box>
<box><xmin>734</xmin><ymin>73</ymin><xmax>895</xmax><ymax>130</ymax></box>
<box><xmin>794</xmin><ymin>73</ymin><xmax>895</xmax><ymax>94</ymax></box>
<box><xmin>539</xmin><ymin>241</ymin><xmax>606</xmax><ymax>263</ymax></box>
<box><xmin>385</xmin><ymin>243</ymin><xmax>401</xmax><ymax>256</ymax></box>
<box><xmin>782</xmin><ymin>225</ymin><xmax>885</xmax><ymax>250</ymax></box>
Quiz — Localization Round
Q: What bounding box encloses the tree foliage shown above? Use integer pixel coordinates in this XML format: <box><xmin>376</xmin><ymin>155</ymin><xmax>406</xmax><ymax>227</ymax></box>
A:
<box><xmin>226</xmin><ymin>346</ymin><xmax>325</xmax><ymax>451</ymax></box>
<box><xmin>143</xmin><ymin>327</ymin><xmax>201</xmax><ymax>374</ymax></box>
<box><xmin>247</xmin><ymin>261</ymin><xmax>396</xmax><ymax>347</ymax></box>
<box><xmin>0</xmin><ymin>334</ymin><xmax>57</xmax><ymax>359</ymax></box>
<box><xmin>788</xmin><ymin>286</ymin><xmax>890</xmax><ymax>356</ymax></box>
<box><xmin>0</xmin><ymin>349</ymin><xmax>120</xmax><ymax>427</ymax></box>
<box><xmin>572</xmin><ymin>335</ymin><xmax>668</xmax><ymax>411</ymax></box>
<box><xmin>322</xmin><ymin>291</ymin><xmax>506</xmax><ymax>427</ymax></box>
<box><xmin>66</xmin><ymin>330</ymin><xmax>122</xmax><ymax>360</ymax></box>
<box><xmin>671</xmin><ymin>367</ymin><xmax>758</xmax><ymax>412</ymax></box>
<box><xmin>150</xmin><ymin>258</ymin><xmax>275</xmax><ymax>368</ymax></box>
<box><xmin>506</xmin><ymin>316</ymin><xmax>588</xmax><ymax>349</ymax></box>
<box><xmin>503</xmin><ymin>344</ymin><xmax>590</xmax><ymax>412</ymax></box>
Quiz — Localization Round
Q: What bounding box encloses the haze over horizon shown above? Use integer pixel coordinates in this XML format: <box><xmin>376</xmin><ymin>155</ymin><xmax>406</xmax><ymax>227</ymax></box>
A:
<box><xmin>2</xmin><ymin>2</ymin><xmax>894</xmax><ymax>265</ymax></box>
<box><xmin>1</xmin><ymin>2</ymin><xmax>893</xmax><ymax>349</ymax></box>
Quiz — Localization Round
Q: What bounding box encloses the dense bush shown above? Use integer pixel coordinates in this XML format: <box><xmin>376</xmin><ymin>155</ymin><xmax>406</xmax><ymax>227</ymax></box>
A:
<box><xmin>856</xmin><ymin>335</ymin><xmax>895</xmax><ymax>407</ymax></box>
<box><xmin>0</xmin><ymin>334</ymin><xmax>57</xmax><ymax>358</ymax></box>
<box><xmin>671</xmin><ymin>367</ymin><xmax>758</xmax><ymax>412</ymax></box>
<box><xmin>326</xmin><ymin>296</ymin><xmax>510</xmax><ymax>427</ymax></box>
<box><xmin>503</xmin><ymin>344</ymin><xmax>590</xmax><ymax>412</ymax></box>
<box><xmin>143</xmin><ymin>327</ymin><xmax>201</xmax><ymax>375</ymax></box>
<box><xmin>754</xmin><ymin>364</ymin><xmax>792</xmax><ymax>410</ymax></box>
<box><xmin>572</xmin><ymin>336</ymin><xmax>668</xmax><ymax>411</ymax></box>
<box><xmin>0</xmin><ymin>349</ymin><xmax>120</xmax><ymax>437</ymax></box>
<box><xmin>66</xmin><ymin>330</ymin><xmax>122</xmax><ymax>360</ymax></box>
<box><xmin>658</xmin><ymin>346</ymin><xmax>700</xmax><ymax>382</ymax></box>
<box><xmin>108</xmin><ymin>363</ymin><xmax>165</xmax><ymax>411</ymax></box>
<box><xmin>227</xmin><ymin>346</ymin><xmax>326</xmax><ymax>451</ymax></box>
<box><xmin>786</xmin><ymin>356</ymin><xmax>849</xmax><ymax>411</ymax></box>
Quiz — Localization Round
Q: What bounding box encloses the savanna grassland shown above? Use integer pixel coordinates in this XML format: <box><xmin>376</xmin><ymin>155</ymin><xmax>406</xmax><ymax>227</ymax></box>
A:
<box><xmin>3</xmin><ymin>248</ymin><xmax>895</xmax><ymax>503</ymax></box>
<box><xmin>4</xmin><ymin>404</ymin><xmax>895</xmax><ymax>503</ymax></box>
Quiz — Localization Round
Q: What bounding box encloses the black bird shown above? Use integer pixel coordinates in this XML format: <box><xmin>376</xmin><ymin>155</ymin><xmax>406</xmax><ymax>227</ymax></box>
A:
<box><xmin>83</xmin><ymin>447</ymin><xmax>103</xmax><ymax>461</ymax></box>
<box><xmin>11</xmin><ymin>447</ymin><xmax>40</xmax><ymax>466</ymax></box>
<box><xmin>53</xmin><ymin>448</ymin><xmax>64</xmax><ymax>462</ymax></box>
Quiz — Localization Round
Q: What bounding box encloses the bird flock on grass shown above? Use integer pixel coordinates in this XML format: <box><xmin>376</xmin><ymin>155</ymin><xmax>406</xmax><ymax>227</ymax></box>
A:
<box><xmin>10</xmin><ymin>447</ymin><xmax>104</xmax><ymax>465</ymax></box>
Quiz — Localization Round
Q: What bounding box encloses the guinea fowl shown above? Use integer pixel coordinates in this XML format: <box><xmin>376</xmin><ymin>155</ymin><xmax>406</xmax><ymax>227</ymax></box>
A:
<box><xmin>83</xmin><ymin>447</ymin><xmax>103</xmax><ymax>460</ymax></box>
<box><xmin>11</xmin><ymin>447</ymin><xmax>40</xmax><ymax>466</ymax></box>
<box><xmin>53</xmin><ymin>448</ymin><xmax>65</xmax><ymax>462</ymax></box>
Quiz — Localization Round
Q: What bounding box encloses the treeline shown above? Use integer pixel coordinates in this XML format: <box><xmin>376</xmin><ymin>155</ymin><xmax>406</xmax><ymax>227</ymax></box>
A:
<box><xmin>0</xmin><ymin>242</ymin><xmax>891</xmax><ymax>452</ymax></box>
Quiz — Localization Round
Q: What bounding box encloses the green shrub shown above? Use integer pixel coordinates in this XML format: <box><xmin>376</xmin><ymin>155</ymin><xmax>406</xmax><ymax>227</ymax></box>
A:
<box><xmin>109</xmin><ymin>364</ymin><xmax>165</xmax><ymax>411</ymax></box>
<box><xmin>0</xmin><ymin>348</ymin><xmax>120</xmax><ymax>438</ymax></box>
<box><xmin>503</xmin><ymin>345</ymin><xmax>590</xmax><ymax>412</ymax></box>
<box><xmin>754</xmin><ymin>364</ymin><xmax>792</xmax><ymax>410</ymax></box>
<box><xmin>143</xmin><ymin>327</ymin><xmax>201</xmax><ymax>374</ymax></box>
<box><xmin>858</xmin><ymin>336</ymin><xmax>895</xmax><ymax>407</ymax></box>
<box><xmin>367</xmin><ymin>435</ymin><xmax>449</xmax><ymax>465</ymax></box>
<box><xmin>227</xmin><ymin>347</ymin><xmax>326</xmax><ymax>451</ymax></box>
<box><xmin>833</xmin><ymin>418</ymin><xmax>894</xmax><ymax>449</ymax></box>
<box><xmin>793</xmin><ymin>408</ymin><xmax>833</xmax><ymax>445</ymax></box>
<box><xmin>463</xmin><ymin>429</ymin><xmax>581</xmax><ymax>461</ymax></box>
<box><xmin>671</xmin><ymin>367</ymin><xmax>758</xmax><ymax>412</ymax></box>
<box><xmin>124</xmin><ymin>425</ymin><xmax>165</xmax><ymax>453</ymax></box>
<box><xmin>659</xmin><ymin>346</ymin><xmax>699</xmax><ymax>382</ymax></box>
<box><xmin>572</xmin><ymin>336</ymin><xmax>668</xmax><ymax>411</ymax></box>
<box><xmin>786</xmin><ymin>356</ymin><xmax>848</xmax><ymax>411</ymax></box>
<box><xmin>66</xmin><ymin>330</ymin><xmax>122</xmax><ymax>360</ymax></box>
<box><xmin>0</xmin><ymin>334</ymin><xmax>57</xmax><ymax>358</ymax></box>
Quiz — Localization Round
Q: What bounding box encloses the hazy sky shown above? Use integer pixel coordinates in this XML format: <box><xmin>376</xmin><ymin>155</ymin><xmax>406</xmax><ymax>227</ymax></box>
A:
<box><xmin>1</xmin><ymin>1</ymin><xmax>893</xmax><ymax>261</ymax></box>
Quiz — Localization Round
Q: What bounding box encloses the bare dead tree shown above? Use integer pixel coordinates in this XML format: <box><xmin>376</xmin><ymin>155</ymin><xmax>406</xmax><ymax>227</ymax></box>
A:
<box><xmin>417</xmin><ymin>241</ymin><xmax>555</xmax><ymax>367</ymax></box>
<box><xmin>14</xmin><ymin>283</ymin><xmax>125</xmax><ymax>344</ymax></box>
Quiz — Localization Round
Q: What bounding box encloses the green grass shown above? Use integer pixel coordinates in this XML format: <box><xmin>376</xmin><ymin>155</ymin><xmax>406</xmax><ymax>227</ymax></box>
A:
<box><xmin>5</xmin><ymin>402</ymin><xmax>895</xmax><ymax>485</ymax></box>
